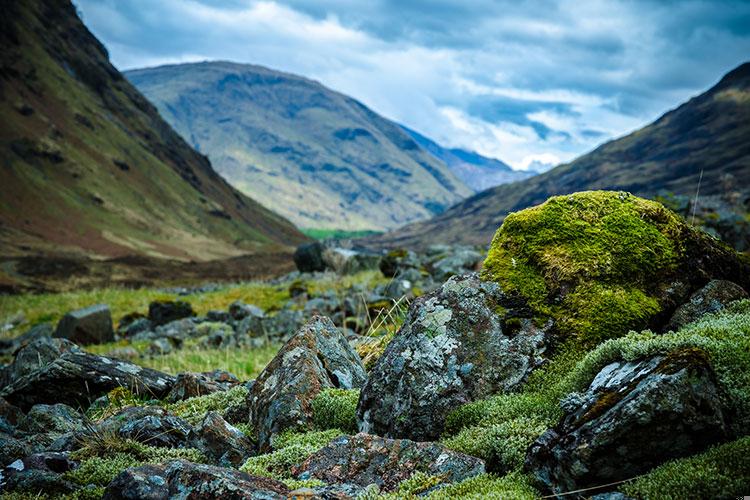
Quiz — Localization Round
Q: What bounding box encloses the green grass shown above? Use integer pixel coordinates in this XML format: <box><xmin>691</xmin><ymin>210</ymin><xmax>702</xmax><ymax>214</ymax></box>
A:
<box><xmin>300</xmin><ymin>228</ymin><xmax>382</xmax><ymax>240</ymax></box>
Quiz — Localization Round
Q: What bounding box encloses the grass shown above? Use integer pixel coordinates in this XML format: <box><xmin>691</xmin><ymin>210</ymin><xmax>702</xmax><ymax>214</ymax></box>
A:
<box><xmin>300</xmin><ymin>228</ymin><xmax>382</xmax><ymax>240</ymax></box>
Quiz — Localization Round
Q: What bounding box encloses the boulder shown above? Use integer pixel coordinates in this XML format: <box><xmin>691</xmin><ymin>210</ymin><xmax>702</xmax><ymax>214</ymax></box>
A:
<box><xmin>248</xmin><ymin>316</ymin><xmax>367</xmax><ymax>451</ymax></box>
<box><xmin>667</xmin><ymin>280</ymin><xmax>748</xmax><ymax>331</ymax></box>
<box><xmin>228</xmin><ymin>301</ymin><xmax>264</xmax><ymax>321</ymax></box>
<box><xmin>293</xmin><ymin>242</ymin><xmax>327</xmax><ymax>273</ymax></box>
<box><xmin>358</xmin><ymin>273</ymin><xmax>550</xmax><ymax>441</ymax></box>
<box><xmin>165</xmin><ymin>370</ymin><xmax>240</xmax><ymax>403</ymax></box>
<box><xmin>525</xmin><ymin>351</ymin><xmax>732</xmax><ymax>495</ymax></box>
<box><xmin>103</xmin><ymin>460</ymin><xmax>289</xmax><ymax>499</ymax></box>
<box><xmin>0</xmin><ymin>339</ymin><xmax>174</xmax><ymax>411</ymax></box>
<box><xmin>19</xmin><ymin>404</ymin><xmax>86</xmax><ymax>435</ymax></box>
<box><xmin>118</xmin><ymin>412</ymin><xmax>192</xmax><ymax>448</ymax></box>
<box><xmin>53</xmin><ymin>304</ymin><xmax>114</xmax><ymax>345</ymax></box>
<box><xmin>294</xmin><ymin>433</ymin><xmax>485</xmax><ymax>492</ymax></box>
<box><xmin>190</xmin><ymin>412</ymin><xmax>254</xmax><ymax>467</ymax></box>
<box><xmin>148</xmin><ymin>300</ymin><xmax>195</xmax><ymax>326</ymax></box>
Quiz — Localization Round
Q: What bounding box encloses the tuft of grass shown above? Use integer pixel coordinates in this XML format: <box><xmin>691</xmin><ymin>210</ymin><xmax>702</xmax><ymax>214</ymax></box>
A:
<box><xmin>164</xmin><ymin>384</ymin><xmax>249</xmax><ymax>425</ymax></box>
<box><xmin>311</xmin><ymin>388</ymin><xmax>359</xmax><ymax>433</ymax></box>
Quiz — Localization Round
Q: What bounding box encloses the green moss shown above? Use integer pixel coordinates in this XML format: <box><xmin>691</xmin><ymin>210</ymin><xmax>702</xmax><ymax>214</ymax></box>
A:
<box><xmin>621</xmin><ymin>436</ymin><xmax>750</xmax><ymax>500</ymax></box>
<box><xmin>164</xmin><ymin>385</ymin><xmax>248</xmax><ymax>425</ymax></box>
<box><xmin>63</xmin><ymin>453</ymin><xmax>141</xmax><ymax>487</ymax></box>
<box><xmin>426</xmin><ymin>472</ymin><xmax>539</xmax><ymax>500</ymax></box>
<box><xmin>312</xmin><ymin>388</ymin><xmax>359</xmax><ymax>433</ymax></box>
<box><xmin>482</xmin><ymin>191</ymin><xmax>686</xmax><ymax>347</ymax></box>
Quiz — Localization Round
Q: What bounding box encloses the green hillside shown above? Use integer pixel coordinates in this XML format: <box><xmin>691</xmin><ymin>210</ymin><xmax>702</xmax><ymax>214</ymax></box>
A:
<box><xmin>126</xmin><ymin>62</ymin><xmax>472</xmax><ymax>231</ymax></box>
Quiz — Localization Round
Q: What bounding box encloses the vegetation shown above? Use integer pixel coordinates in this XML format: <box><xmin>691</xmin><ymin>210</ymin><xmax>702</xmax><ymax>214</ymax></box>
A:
<box><xmin>165</xmin><ymin>385</ymin><xmax>249</xmax><ymax>425</ymax></box>
<box><xmin>301</xmin><ymin>228</ymin><xmax>382</xmax><ymax>240</ymax></box>
<box><xmin>482</xmin><ymin>191</ymin><xmax>687</xmax><ymax>347</ymax></box>
<box><xmin>312</xmin><ymin>388</ymin><xmax>360</xmax><ymax>433</ymax></box>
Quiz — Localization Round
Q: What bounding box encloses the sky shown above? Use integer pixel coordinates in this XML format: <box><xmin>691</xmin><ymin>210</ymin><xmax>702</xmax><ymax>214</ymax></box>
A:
<box><xmin>74</xmin><ymin>0</ymin><xmax>750</xmax><ymax>171</ymax></box>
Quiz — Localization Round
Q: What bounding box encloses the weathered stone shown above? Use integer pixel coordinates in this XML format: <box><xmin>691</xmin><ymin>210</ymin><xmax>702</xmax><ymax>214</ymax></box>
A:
<box><xmin>525</xmin><ymin>352</ymin><xmax>732</xmax><ymax>495</ymax></box>
<box><xmin>19</xmin><ymin>404</ymin><xmax>86</xmax><ymax>435</ymax></box>
<box><xmin>147</xmin><ymin>338</ymin><xmax>173</xmax><ymax>356</ymax></box>
<box><xmin>103</xmin><ymin>459</ymin><xmax>289</xmax><ymax>499</ymax></box>
<box><xmin>294</xmin><ymin>433</ymin><xmax>485</xmax><ymax>492</ymax></box>
<box><xmin>165</xmin><ymin>370</ymin><xmax>240</xmax><ymax>403</ymax></box>
<box><xmin>119</xmin><ymin>413</ymin><xmax>192</xmax><ymax>448</ymax></box>
<box><xmin>427</xmin><ymin>247</ymin><xmax>483</xmax><ymax>282</ymax></box>
<box><xmin>190</xmin><ymin>412</ymin><xmax>254</xmax><ymax>467</ymax></box>
<box><xmin>0</xmin><ymin>433</ymin><xmax>30</xmax><ymax>467</ymax></box>
<box><xmin>248</xmin><ymin>316</ymin><xmax>367</xmax><ymax>451</ymax></box>
<box><xmin>358</xmin><ymin>273</ymin><xmax>549</xmax><ymax>441</ymax></box>
<box><xmin>379</xmin><ymin>249</ymin><xmax>422</xmax><ymax>278</ymax></box>
<box><xmin>3</xmin><ymin>338</ymin><xmax>77</xmax><ymax>383</ymax></box>
<box><xmin>0</xmin><ymin>398</ymin><xmax>24</xmax><ymax>430</ymax></box>
<box><xmin>0</xmin><ymin>323</ymin><xmax>53</xmax><ymax>356</ymax></box>
<box><xmin>148</xmin><ymin>300</ymin><xmax>195</xmax><ymax>326</ymax></box>
<box><xmin>118</xmin><ymin>317</ymin><xmax>153</xmax><ymax>338</ymax></box>
<box><xmin>229</xmin><ymin>301</ymin><xmax>265</xmax><ymax>321</ymax></box>
<box><xmin>667</xmin><ymin>280</ymin><xmax>748</xmax><ymax>331</ymax></box>
<box><xmin>53</xmin><ymin>304</ymin><xmax>114</xmax><ymax>345</ymax></box>
<box><xmin>0</xmin><ymin>340</ymin><xmax>174</xmax><ymax>411</ymax></box>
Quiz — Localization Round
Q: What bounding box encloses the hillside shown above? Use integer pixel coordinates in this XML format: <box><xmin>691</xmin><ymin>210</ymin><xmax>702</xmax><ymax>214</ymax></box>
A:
<box><xmin>403</xmin><ymin>126</ymin><xmax>535</xmax><ymax>192</ymax></box>
<box><xmin>0</xmin><ymin>0</ymin><xmax>306</xmax><ymax>267</ymax></box>
<box><xmin>126</xmin><ymin>62</ymin><xmax>472</xmax><ymax>232</ymax></box>
<box><xmin>368</xmin><ymin>62</ymin><xmax>750</xmax><ymax>248</ymax></box>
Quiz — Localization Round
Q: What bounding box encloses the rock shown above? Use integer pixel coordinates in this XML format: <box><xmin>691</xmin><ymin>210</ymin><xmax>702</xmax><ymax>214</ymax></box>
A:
<box><xmin>0</xmin><ymin>398</ymin><xmax>24</xmax><ymax>430</ymax></box>
<box><xmin>667</xmin><ymin>280</ymin><xmax>748</xmax><ymax>331</ymax></box>
<box><xmin>4</xmin><ymin>338</ymin><xmax>77</xmax><ymax>383</ymax></box>
<box><xmin>19</xmin><ymin>404</ymin><xmax>86</xmax><ymax>435</ymax></box>
<box><xmin>1</xmin><ymin>458</ymin><xmax>77</xmax><ymax>495</ymax></box>
<box><xmin>106</xmin><ymin>346</ymin><xmax>140</xmax><ymax>361</ymax></box>
<box><xmin>358</xmin><ymin>273</ymin><xmax>549</xmax><ymax>441</ymax></box>
<box><xmin>53</xmin><ymin>304</ymin><xmax>114</xmax><ymax>345</ymax></box>
<box><xmin>0</xmin><ymin>323</ymin><xmax>53</xmax><ymax>356</ymax></box>
<box><xmin>148</xmin><ymin>300</ymin><xmax>195</xmax><ymax>326</ymax></box>
<box><xmin>379</xmin><ymin>249</ymin><xmax>422</xmax><ymax>278</ymax></box>
<box><xmin>294</xmin><ymin>433</ymin><xmax>485</xmax><ymax>492</ymax></box>
<box><xmin>147</xmin><ymin>338</ymin><xmax>173</xmax><ymax>356</ymax></box>
<box><xmin>206</xmin><ymin>310</ymin><xmax>232</xmax><ymax>323</ymax></box>
<box><xmin>293</xmin><ymin>242</ymin><xmax>327</xmax><ymax>273</ymax></box>
<box><xmin>103</xmin><ymin>459</ymin><xmax>289</xmax><ymax>499</ymax></box>
<box><xmin>248</xmin><ymin>316</ymin><xmax>367</xmax><ymax>451</ymax></box>
<box><xmin>525</xmin><ymin>351</ymin><xmax>732</xmax><ymax>495</ymax></box>
<box><xmin>0</xmin><ymin>339</ymin><xmax>175</xmax><ymax>411</ymax></box>
<box><xmin>0</xmin><ymin>434</ymin><xmax>30</xmax><ymax>467</ymax></box>
<box><xmin>118</xmin><ymin>317</ymin><xmax>153</xmax><ymax>338</ymax></box>
<box><xmin>119</xmin><ymin>413</ymin><xmax>192</xmax><ymax>448</ymax></box>
<box><xmin>96</xmin><ymin>406</ymin><xmax>168</xmax><ymax>435</ymax></box>
<box><xmin>341</xmin><ymin>252</ymin><xmax>381</xmax><ymax>274</ymax></box>
<box><xmin>190</xmin><ymin>412</ymin><xmax>254</xmax><ymax>467</ymax></box>
<box><xmin>229</xmin><ymin>301</ymin><xmax>265</xmax><ymax>321</ymax></box>
<box><xmin>165</xmin><ymin>370</ymin><xmax>240</xmax><ymax>403</ymax></box>
<box><xmin>427</xmin><ymin>247</ymin><xmax>483</xmax><ymax>282</ymax></box>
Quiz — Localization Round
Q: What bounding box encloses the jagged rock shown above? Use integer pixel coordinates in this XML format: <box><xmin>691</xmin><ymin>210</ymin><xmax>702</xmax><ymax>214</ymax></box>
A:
<box><xmin>190</xmin><ymin>412</ymin><xmax>254</xmax><ymax>467</ymax></box>
<box><xmin>19</xmin><ymin>404</ymin><xmax>86</xmax><ymax>435</ymax></box>
<box><xmin>525</xmin><ymin>352</ymin><xmax>732</xmax><ymax>495</ymax></box>
<box><xmin>0</xmin><ymin>434</ymin><xmax>30</xmax><ymax>467</ymax></box>
<box><xmin>427</xmin><ymin>247</ymin><xmax>483</xmax><ymax>282</ymax></box>
<box><xmin>248</xmin><ymin>316</ymin><xmax>367</xmax><ymax>451</ymax></box>
<box><xmin>667</xmin><ymin>280</ymin><xmax>748</xmax><ymax>331</ymax></box>
<box><xmin>0</xmin><ymin>339</ymin><xmax>174</xmax><ymax>411</ymax></box>
<box><xmin>119</xmin><ymin>413</ymin><xmax>192</xmax><ymax>448</ymax></box>
<box><xmin>358</xmin><ymin>273</ymin><xmax>550</xmax><ymax>441</ymax></box>
<box><xmin>96</xmin><ymin>406</ymin><xmax>168</xmax><ymax>434</ymax></box>
<box><xmin>294</xmin><ymin>433</ymin><xmax>485</xmax><ymax>492</ymax></box>
<box><xmin>103</xmin><ymin>459</ymin><xmax>289</xmax><ymax>499</ymax></box>
<box><xmin>229</xmin><ymin>301</ymin><xmax>264</xmax><ymax>321</ymax></box>
<box><xmin>0</xmin><ymin>452</ymin><xmax>78</xmax><ymax>495</ymax></box>
<box><xmin>165</xmin><ymin>370</ymin><xmax>240</xmax><ymax>403</ymax></box>
<box><xmin>53</xmin><ymin>304</ymin><xmax>114</xmax><ymax>345</ymax></box>
<box><xmin>148</xmin><ymin>300</ymin><xmax>195</xmax><ymax>326</ymax></box>
<box><xmin>0</xmin><ymin>322</ymin><xmax>53</xmax><ymax>356</ymax></box>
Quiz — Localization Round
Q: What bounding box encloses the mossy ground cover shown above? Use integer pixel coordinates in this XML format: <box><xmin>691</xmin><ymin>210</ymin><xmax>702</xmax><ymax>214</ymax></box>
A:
<box><xmin>481</xmin><ymin>191</ymin><xmax>687</xmax><ymax>347</ymax></box>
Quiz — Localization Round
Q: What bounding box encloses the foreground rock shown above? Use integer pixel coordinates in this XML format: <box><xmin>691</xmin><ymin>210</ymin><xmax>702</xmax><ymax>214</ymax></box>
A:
<box><xmin>525</xmin><ymin>351</ymin><xmax>732</xmax><ymax>495</ymax></box>
<box><xmin>294</xmin><ymin>433</ymin><xmax>485</xmax><ymax>492</ymax></box>
<box><xmin>103</xmin><ymin>460</ymin><xmax>289</xmax><ymax>499</ymax></box>
<box><xmin>0</xmin><ymin>452</ymin><xmax>79</xmax><ymax>495</ymax></box>
<box><xmin>190</xmin><ymin>412</ymin><xmax>254</xmax><ymax>467</ymax></box>
<box><xmin>53</xmin><ymin>304</ymin><xmax>114</xmax><ymax>345</ymax></box>
<box><xmin>358</xmin><ymin>273</ymin><xmax>550</xmax><ymax>441</ymax></box>
<box><xmin>0</xmin><ymin>339</ymin><xmax>174</xmax><ymax>410</ymax></box>
<box><xmin>666</xmin><ymin>279</ymin><xmax>748</xmax><ymax>331</ymax></box>
<box><xmin>248</xmin><ymin>316</ymin><xmax>367</xmax><ymax>451</ymax></box>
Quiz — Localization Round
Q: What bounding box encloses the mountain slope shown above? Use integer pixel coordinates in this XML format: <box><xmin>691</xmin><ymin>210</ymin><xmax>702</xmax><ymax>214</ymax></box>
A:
<box><xmin>126</xmin><ymin>62</ymin><xmax>472</xmax><ymax>232</ymax></box>
<box><xmin>0</xmin><ymin>0</ymin><xmax>306</xmax><ymax>262</ymax></box>
<box><xmin>369</xmin><ymin>62</ymin><xmax>750</xmax><ymax>248</ymax></box>
<box><xmin>402</xmin><ymin>126</ymin><xmax>535</xmax><ymax>192</ymax></box>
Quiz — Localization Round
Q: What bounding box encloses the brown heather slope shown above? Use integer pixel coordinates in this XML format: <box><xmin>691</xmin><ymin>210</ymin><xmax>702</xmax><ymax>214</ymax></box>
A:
<box><xmin>365</xmin><ymin>62</ymin><xmax>750</xmax><ymax>249</ymax></box>
<box><xmin>0</xmin><ymin>0</ymin><xmax>306</xmax><ymax>265</ymax></box>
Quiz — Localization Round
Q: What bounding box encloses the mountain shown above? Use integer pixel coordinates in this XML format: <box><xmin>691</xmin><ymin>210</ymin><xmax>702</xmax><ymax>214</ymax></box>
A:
<box><xmin>126</xmin><ymin>62</ymin><xmax>472</xmax><ymax>232</ymax></box>
<box><xmin>0</xmin><ymin>0</ymin><xmax>306</xmax><ymax>263</ymax></box>
<box><xmin>367</xmin><ymin>62</ymin><xmax>750</xmax><ymax>249</ymax></box>
<box><xmin>402</xmin><ymin>126</ymin><xmax>536</xmax><ymax>192</ymax></box>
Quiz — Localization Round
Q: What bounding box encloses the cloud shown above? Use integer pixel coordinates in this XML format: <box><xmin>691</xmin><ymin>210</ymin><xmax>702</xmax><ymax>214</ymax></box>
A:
<box><xmin>74</xmin><ymin>0</ymin><xmax>750</xmax><ymax>170</ymax></box>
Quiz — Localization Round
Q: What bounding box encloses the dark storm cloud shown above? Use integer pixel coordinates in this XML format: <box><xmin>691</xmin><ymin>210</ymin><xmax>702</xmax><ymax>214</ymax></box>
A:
<box><xmin>74</xmin><ymin>0</ymin><xmax>750</xmax><ymax>169</ymax></box>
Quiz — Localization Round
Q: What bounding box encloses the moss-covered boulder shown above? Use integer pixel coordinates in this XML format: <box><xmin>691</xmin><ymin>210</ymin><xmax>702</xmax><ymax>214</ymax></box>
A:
<box><xmin>482</xmin><ymin>190</ymin><xmax>750</xmax><ymax>347</ymax></box>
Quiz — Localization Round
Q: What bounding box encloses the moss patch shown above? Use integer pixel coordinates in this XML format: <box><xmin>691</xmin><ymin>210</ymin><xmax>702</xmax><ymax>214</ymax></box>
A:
<box><xmin>482</xmin><ymin>191</ymin><xmax>686</xmax><ymax>347</ymax></box>
<box><xmin>312</xmin><ymin>388</ymin><xmax>359</xmax><ymax>433</ymax></box>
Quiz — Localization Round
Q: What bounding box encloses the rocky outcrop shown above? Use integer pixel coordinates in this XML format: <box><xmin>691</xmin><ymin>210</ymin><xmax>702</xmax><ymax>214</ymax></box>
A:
<box><xmin>248</xmin><ymin>316</ymin><xmax>367</xmax><ymax>451</ymax></box>
<box><xmin>53</xmin><ymin>304</ymin><xmax>114</xmax><ymax>345</ymax></box>
<box><xmin>666</xmin><ymin>280</ymin><xmax>748</xmax><ymax>331</ymax></box>
<box><xmin>294</xmin><ymin>433</ymin><xmax>485</xmax><ymax>492</ymax></box>
<box><xmin>358</xmin><ymin>273</ymin><xmax>550</xmax><ymax>441</ymax></box>
<box><xmin>190</xmin><ymin>412</ymin><xmax>254</xmax><ymax>467</ymax></box>
<box><xmin>103</xmin><ymin>460</ymin><xmax>289</xmax><ymax>499</ymax></box>
<box><xmin>0</xmin><ymin>340</ymin><xmax>174</xmax><ymax>410</ymax></box>
<box><xmin>525</xmin><ymin>351</ymin><xmax>732</xmax><ymax>495</ymax></box>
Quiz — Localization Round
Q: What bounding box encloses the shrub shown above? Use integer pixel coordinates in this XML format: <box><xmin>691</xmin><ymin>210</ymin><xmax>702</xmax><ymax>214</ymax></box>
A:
<box><xmin>312</xmin><ymin>388</ymin><xmax>359</xmax><ymax>432</ymax></box>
